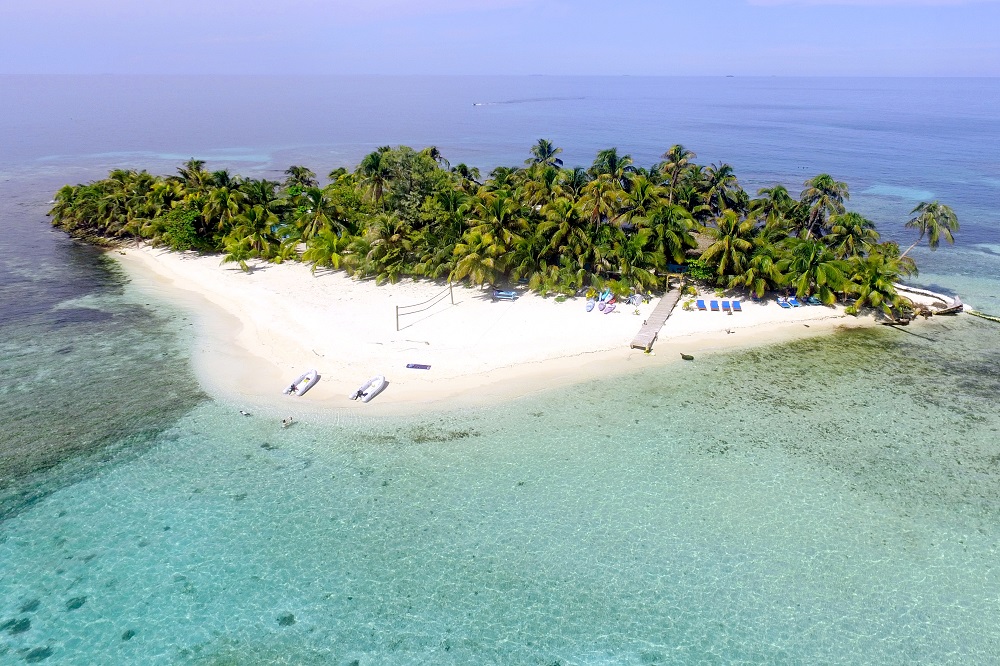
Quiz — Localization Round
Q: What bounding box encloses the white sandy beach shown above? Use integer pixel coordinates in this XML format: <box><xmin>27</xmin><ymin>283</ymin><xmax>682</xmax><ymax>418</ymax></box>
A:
<box><xmin>116</xmin><ymin>246</ymin><xmax>877</xmax><ymax>414</ymax></box>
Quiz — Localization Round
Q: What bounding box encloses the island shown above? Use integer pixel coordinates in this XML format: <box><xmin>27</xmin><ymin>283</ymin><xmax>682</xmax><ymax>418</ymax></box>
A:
<box><xmin>48</xmin><ymin>141</ymin><xmax>961</xmax><ymax>410</ymax></box>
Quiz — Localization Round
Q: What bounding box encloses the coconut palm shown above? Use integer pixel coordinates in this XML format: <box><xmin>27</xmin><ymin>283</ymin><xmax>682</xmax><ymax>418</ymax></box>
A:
<box><xmin>293</xmin><ymin>187</ymin><xmax>347</xmax><ymax>241</ymax></box>
<box><xmin>230</xmin><ymin>205</ymin><xmax>280</xmax><ymax>257</ymax></box>
<box><xmin>467</xmin><ymin>190</ymin><xmax>526</xmax><ymax>248</ymax></box>
<box><xmin>540</xmin><ymin>197</ymin><xmax>590</xmax><ymax>261</ymax></box>
<box><xmin>589</xmin><ymin>148</ymin><xmax>635</xmax><ymax>190</ymax></box>
<box><xmin>701</xmin><ymin>210</ymin><xmax>755</xmax><ymax>280</ymax></box>
<box><xmin>302</xmin><ymin>229</ymin><xmax>351</xmax><ymax>273</ymax></box>
<box><xmin>220</xmin><ymin>236</ymin><xmax>255</xmax><ymax>273</ymax></box>
<box><xmin>800</xmin><ymin>174</ymin><xmax>849</xmax><ymax>238</ymax></box>
<box><xmin>901</xmin><ymin>201</ymin><xmax>959</xmax><ymax>258</ymax></box>
<box><xmin>203</xmin><ymin>184</ymin><xmax>246</xmax><ymax>235</ymax></box>
<box><xmin>450</xmin><ymin>163</ymin><xmax>482</xmax><ymax>190</ymax></box>
<box><xmin>364</xmin><ymin>213</ymin><xmax>413</xmax><ymax>283</ymax></box>
<box><xmin>847</xmin><ymin>248</ymin><xmax>913</xmax><ymax>316</ymax></box>
<box><xmin>825</xmin><ymin>212</ymin><xmax>880</xmax><ymax>259</ymax></box>
<box><xmin>728</xmin><ymin>237</ymin><xmax>783</xmax><ymax>298</ymax></box>
<box><xmin>646</xmin><ymin>203</ymin><xmax>696</xmax><ymax>265</ymax></box>
<box><xmin>451</xmin><ymin>229</ymin><xmax>507</xmax><ymax>286</ymax></box>
<box><xmin>358</xmin><ymin>148</ymin><xmax>392</xmax><ymax>206</ymax></box>
<box><xmin>777</xmin><ymin>237</ymin><xmax>848</xmax><ymax>304</ymax></box>
<box><xmin>661</xmin><ymin>144</ymin><xmax>696</xmax><ymax>205</ymax></box>
<box><xmin>702</xmin><ymin>163</ymin><xmax>744</xmax><ymax>216</ymax></box>
<box><xmin>619</xmin><ymin>176</ymin><xmax>664</xmax><ymax>226</ymax></box>
<box><xmin>526</xmin><ymin>139</ymin><xmax>564</xmax><ymax>168</ymax></box>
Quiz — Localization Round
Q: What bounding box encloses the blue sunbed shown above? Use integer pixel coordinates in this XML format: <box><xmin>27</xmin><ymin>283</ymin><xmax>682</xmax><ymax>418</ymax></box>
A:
<box><xmin>710</xmin><ymin>300</ymin><xmax>720</xmax><ymax>311</ymax></box>
<box><xmin>777</xmin><ymin>297</ymin><xmax>791</xmax><ymax>309</ymax></box>
<box><xmin>732</xmin><ymin>300</ymin><xmax>742</xmax><ymax>312</ymax></box>
<box><xmin>788</xmin><ymin>296</ymin><xmax>802</xmax><ymax>307</ymax></box>
<box><xmin>806</xmin><ymin>295</ymin><xmax>822</xmax><ymax>306</ymax></box>
<box><xmin>493</xmin><ymin>290</ymin><xmax>518</xmax><ymax>301</ymax></box>
<box><xmin>696</xmin><ymin>299</ymin><xmax>707</xmax><ymax>311</ymax></box>
<box><xmin>722</xmin><ymin>300</ymin><xmax>731</xmax><ymax>312</ymax></box>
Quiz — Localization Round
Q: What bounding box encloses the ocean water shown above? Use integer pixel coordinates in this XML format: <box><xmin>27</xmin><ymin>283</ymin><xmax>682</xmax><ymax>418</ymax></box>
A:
<box><xmin>2</xmin><ymin>76</ymin><xmax>1000</xmax><ymax>663</ymax></box>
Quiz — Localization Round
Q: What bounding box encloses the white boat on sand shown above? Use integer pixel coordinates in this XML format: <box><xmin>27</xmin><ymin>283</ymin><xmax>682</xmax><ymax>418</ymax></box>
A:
<box><xmin>283</xmin><ymin>369</ymin><xmax>319</xmax><ymax>396</ymax></box>
<box><xmin>350</xmin><ymin>375</ymin><xmax>387</xmax><ymax>403</ymax></box>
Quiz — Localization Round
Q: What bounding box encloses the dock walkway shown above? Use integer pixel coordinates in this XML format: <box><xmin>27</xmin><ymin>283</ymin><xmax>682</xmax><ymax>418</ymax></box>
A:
<box><xmin>630</xmin><ymin>288</ymin><xmax>681</xmax><ymax>352</ymax></box>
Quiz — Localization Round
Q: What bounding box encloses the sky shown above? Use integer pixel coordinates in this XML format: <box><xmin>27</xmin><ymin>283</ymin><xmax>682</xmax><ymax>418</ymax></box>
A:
<box><xmin>1</xmin><ymin>0</ymin><xmax>998</xmax><ymax>76</ymax></box>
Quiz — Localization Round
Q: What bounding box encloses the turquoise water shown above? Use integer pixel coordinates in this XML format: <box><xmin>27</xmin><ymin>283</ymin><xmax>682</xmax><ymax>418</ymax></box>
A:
<box><xmin>2</xmin><ymin>76</ymin><xmax>1000</xmax><ymax>663</ymax></box>
<box><xmin>3</xmin><ymin>323</ymin><xmax>1000</xmax><ymax>663</ymax></box>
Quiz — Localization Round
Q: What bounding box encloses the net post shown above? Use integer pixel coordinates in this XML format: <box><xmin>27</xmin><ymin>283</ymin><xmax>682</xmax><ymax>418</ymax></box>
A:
<box><xmin>449</xmin><ymin>282</ymin><xmax>454</xmax><ymax>305</ymax></box>
<box><xmin>395</xmin><ymin>305</ymin><xmax>399</xmax><ymax>332</ymax></box>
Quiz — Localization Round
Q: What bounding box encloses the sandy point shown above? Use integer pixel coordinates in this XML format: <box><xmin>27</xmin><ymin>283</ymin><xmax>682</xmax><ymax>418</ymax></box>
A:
<box><xmin>113</xmin><ymin>246</ymin><xmax>875</xmax><ymax>416</ymax></box>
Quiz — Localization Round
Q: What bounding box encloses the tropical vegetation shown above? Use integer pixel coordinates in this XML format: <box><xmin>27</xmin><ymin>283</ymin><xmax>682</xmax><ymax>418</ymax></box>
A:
<box><xmin>48</xmin><ymin>141</ymin><xmax>957</xmax><ymax>317</ymax></box>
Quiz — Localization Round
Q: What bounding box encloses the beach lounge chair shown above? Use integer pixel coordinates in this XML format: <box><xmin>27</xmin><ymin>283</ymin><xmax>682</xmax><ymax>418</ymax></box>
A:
<box><xmin>732</xmin><ymin>300</ymin><xmax>742</xmax><ymax>312</ymax></box>
<box><xmin>722</xmin><ymin>301</ymin><xmax>731</xmax><ymax>312</ymax></box>
<box><xmin>696</xmin><ymin>299</ymin><xmax>707</xmax><ymax>311</ymax></box>
<box><xmin>777</xmin><ymin>297</ymin><xmax>791</xmax><ymax>309</ymax></box>
<box><xmin>493</xmin><ymin>290</ymin><xmax>518</xmax><ymax>301</ymax></box>
<box><xmin>806</xmin><ymin>295</ymin><xmax>822</xmax><ymax>306</ymax></box>
<box><xmin>788</xmin><ymin>296</ymin><xmax>802</xmax><ymax>307</ymax></box>
<box><xmin>710</xmin><ymin>300</ymin><xmax>720</xmax><ymax>311</ymax></box>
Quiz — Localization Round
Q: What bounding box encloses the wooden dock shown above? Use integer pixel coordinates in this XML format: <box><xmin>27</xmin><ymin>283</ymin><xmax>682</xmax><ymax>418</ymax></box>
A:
<box><xmin>630</xmin><ymin>288</ymin><xmax>681</xmax><ymax>352</ymax></box>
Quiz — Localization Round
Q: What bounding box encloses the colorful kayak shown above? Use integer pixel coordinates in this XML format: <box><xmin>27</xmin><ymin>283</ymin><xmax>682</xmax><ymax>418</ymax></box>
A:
<box><xmin>604</xmin><ymin>302</ymin><xmax>616</xmax><ymax>314</ymax></box>
<box><xmin>586</xmin><ymin>298</ymin><xmax>596</xmax><ymax>312</ymax></box>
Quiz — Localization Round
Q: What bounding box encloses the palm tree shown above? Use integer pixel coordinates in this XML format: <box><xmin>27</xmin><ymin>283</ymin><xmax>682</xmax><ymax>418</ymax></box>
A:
<box><xmin>560</xmin><ymin>167</ymin><xmax>591</xmax><ymax>198</ymax></box>
<box><xmin>619</xmin><ymin>175</ymin><xmax>664</xmax><ymax>226</ymax></box>
<box><xmin>661</xmin><ymin>144</ymin><xmax>696</xmax><ymax>205</ymax></box>
<box><xmin>646</xmin><ymin>203</ymin><xmax>696</xmax><ymax>265</ymax></box>
<box><xmin>526</xmin><ymin>139</ymin><xmax>564</xmax><ymax>168</ymax></box>
<box><xmin>450</xmin><ymin>163</ymin><xmax>482</xmax><ymax>190</ymax></box>
<box><xmin>302</xmin><ymin>229</ymin><xmax>351</xmax><ymax>273</ymax></box>
<box><xmin>825</xmin><ymin>212</ymin><xmax>880</xmax><ymax>259</ymax></box>
<box><xmin>467</xmin><ymin>190</ymin><xmax>526</xmax><ymax>248</ymax></box>
<box><xmin>901</xmin><ymin>201</ymin><xmax>959</xmax><ymax>258</ymax></box>
<box><xmin>451</xmin><ymin>229</ymin><xmax>507</xmax><ymax>286</ymax></box>
<box><xmin>612</xmin><ymin>228</ymin><xmax>660</xmax><ymax>291</ymax></box>
<box><xmin>701</xmin><ymin>210</ymin><xmax>755</xmax><ymax>280</ymax></box>
<box><xmin>777</xmin><ymin>237</ymin><xmax>848</xmax><ymax>304</ymax></box>
<box><xmin>800</xmin><ymin>174</ymin><xmax>849</xmax><ymax>238</ymax></box>
<box><xmin>203</xmin><ymin>185</ymin><xmax>246</xmax><ymax>234</ymax></box>
<box><xmin>220</xmin><ymin>236</ymin><xmax>255</xmax><ymax>273</ymax></box>
<box><xmin>364</xmin><ymin>213</ymin><xmax>413</xmax><ymax>284</ymax></box>
<box><xmin>284</xmin><ymin>165</ymin><xmax>317</xmax><ymax>189</ymax></box>
<box><xmin>293</xmin><ymin>187</ymin><xmax>346</xmax><ymax>241</ymax></box>
<box><xmin>176</xmin><ymin>159</ymin><xmax>211</xmax><ymax>193</ymax></box>
<box><xmin>230</xmin><ymin>205</ymin><xmax>280</xmax><ymax>257</ymax></box>
<box><xmin>589</xmin><ymin>148</ymin><xmax>635</xmax><ymax>190</ymax></box>
<box><xmin>847</xmin><ymin>247</ymin><xmax>914</xmax><ymax>316</ymax></box>
<box><xmin>358</xmin><ymin>149</ymin><xmax>392</xmax><ymax>206</ymax></box>
<box><xmin>728</xmin><ymin>237</ymin><xmax>784</xmax><ymax>298</ymax></box>
<box><xmin>702</xmin><ymin>163</ymin><xmax>744</xmax><ymax>216</ymax></box>
<box><xmin>539</xmin><ymin>197</ymin><xmax>590</xmax><ymax>261</ymax></box>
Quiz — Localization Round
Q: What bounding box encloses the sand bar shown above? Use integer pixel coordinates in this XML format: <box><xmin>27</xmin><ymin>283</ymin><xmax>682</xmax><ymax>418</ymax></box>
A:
<box><xmin>115</xmin><ymin>246</ymin><xmax>875</xmax><ymax>415</ymax></box>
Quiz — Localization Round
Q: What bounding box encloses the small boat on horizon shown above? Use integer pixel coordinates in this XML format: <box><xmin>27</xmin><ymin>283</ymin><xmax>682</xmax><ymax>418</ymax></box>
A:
<box><xmin>283</xmin><ymin>369</ymin><xmax>319</xmax><ymax>396</ymax></box>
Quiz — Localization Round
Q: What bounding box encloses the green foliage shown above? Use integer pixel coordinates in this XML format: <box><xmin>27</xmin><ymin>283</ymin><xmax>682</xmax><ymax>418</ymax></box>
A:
<box><xmin>159</xmin><ymin>208</ymin><xmax>201</xmax><ymax>251</ymax></box>
<box><xmin>684</xmin><ymin>259</ymin><xmax>714</xmax><ymax>282</ymax></box>
<box><xmin>47</xmin><ymin>143</ymin><xmax>949</xmax><ymax>308</ymax></box>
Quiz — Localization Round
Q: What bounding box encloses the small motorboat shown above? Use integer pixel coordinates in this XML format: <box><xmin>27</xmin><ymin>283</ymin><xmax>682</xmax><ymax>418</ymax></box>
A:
<box><xmin>283</xmin><ymin>369</ymin><xmax>319</xmax><ymax>396</ymax></box>
<box><xmin>680</xmin><ymin>353</ymin><xmax>694</xmax><ymax>361</ymax></box>
<box><xmin>350</xmin><ymin>375</ymin><xmax>387</xmax><ymax>402</ymax></box>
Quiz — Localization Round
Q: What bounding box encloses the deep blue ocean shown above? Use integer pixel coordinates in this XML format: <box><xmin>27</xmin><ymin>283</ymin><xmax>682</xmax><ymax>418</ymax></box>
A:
<box><xmin>2</xmin><ymin>76</ymin><xmax>999</xmax><ymax>664</ymax></box>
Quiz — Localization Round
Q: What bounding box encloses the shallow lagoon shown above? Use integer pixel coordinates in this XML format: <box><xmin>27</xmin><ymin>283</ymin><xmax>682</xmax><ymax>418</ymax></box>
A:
<box><xmin>3</xmin><ymin>319</ymin><xmax>1000</xmax><ymax>663</ymax></box>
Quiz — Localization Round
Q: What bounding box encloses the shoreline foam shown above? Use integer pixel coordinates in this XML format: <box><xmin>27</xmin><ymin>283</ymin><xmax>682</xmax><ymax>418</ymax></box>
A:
<box><xmin>114</xmin><ymin>245</ymin><xmax>877</xmax><ymax>416</ymax></box>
